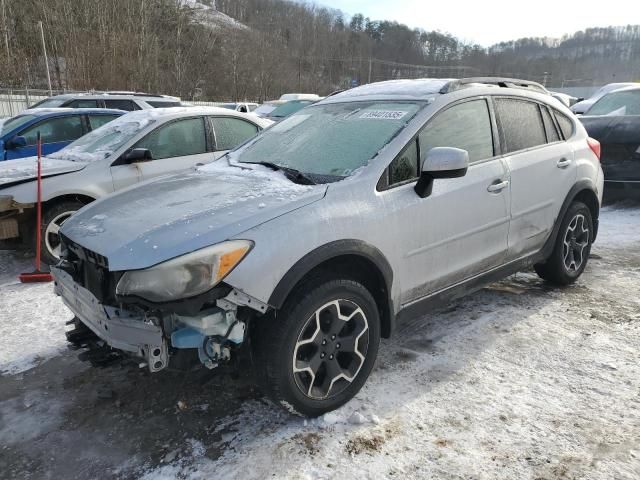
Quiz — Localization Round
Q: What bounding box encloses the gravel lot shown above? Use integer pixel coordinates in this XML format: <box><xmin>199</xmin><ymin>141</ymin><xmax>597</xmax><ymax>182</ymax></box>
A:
<box><xmin>0</xmin><ymin>204</ymin><xmax>639</xmax><ymax>480</ymax></box>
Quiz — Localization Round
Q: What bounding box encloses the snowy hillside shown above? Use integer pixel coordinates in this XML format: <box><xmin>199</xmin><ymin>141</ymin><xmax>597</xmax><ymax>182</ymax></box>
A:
<box><xmin>183</xmin><ymin>0</ymin><xmax>248</xmax><ymax>31</ymax></box>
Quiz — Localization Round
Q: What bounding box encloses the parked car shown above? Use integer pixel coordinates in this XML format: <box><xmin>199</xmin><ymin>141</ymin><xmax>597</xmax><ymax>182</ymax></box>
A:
<box><xmin>0</xmin><ymin>108</ymin><xmax>124</xmax><ymax>161</ymax></box>
<box><xmin>550</xmin><ymin>91</ymin><xmax>578</xmax><ymax>108</ymax></box>
<box><xmin>579</xmin><ymin>85</ymin><xmax>640</xmax><ymax>199</ymax></box>
<box><xmin>30</xmin><ymin>92</ymin><xmax>182</xmax><ymax>111</ymax></box>
<box><xmin>52</xmin><ymin>78</ymin><xmax>603</xmax><ymax>417</ymax></box>
<box><xmin>571</xmin><ymin>83</ymin><xmax>637</xmax><ymax>115</ymax></box>
<box><xmin>279</xmin><ymin>93</ymin><xmax>322</xmax><ymax>101</ymax></box>
<box><xmin>0</xmin><ymin>107</ymin><xmax>272</xmax><ymax>262</ymax></box>
<box><xmin>253</xmin><ymin>100</ymin><xmax>285</xmax><ymax>118</ymax></box>
<box><xmin>218</xmin><ymin>102</ymin><xmax>259</xmax><ymax>113</ymax></box>
<box><xmin>264</xmin><ymin>99</ymin><xmax>317</xmax><ymax>121</ymax></box>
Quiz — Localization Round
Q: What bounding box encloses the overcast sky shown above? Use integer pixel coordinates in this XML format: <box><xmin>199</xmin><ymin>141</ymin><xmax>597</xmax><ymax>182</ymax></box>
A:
<box><xmin>315</xmin><ymin>0</ymin><xmax>630</xmax><ymax>46</ymax></box>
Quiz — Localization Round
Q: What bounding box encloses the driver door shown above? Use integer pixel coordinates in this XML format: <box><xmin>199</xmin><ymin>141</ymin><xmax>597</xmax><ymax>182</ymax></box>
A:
<box><xmin>110</xmin><ymin>116</ymin><xmax>213</xmax><ymax>190</ymax></box>
<box><xmin>379</xmin><ymin>98</ymin><xmax>511</xmax><ymax>305</ymax></box>
<box><xmin>6</xmin><ymin>114</ymin><xmax>85</xmax><ymax>160</ymax></box>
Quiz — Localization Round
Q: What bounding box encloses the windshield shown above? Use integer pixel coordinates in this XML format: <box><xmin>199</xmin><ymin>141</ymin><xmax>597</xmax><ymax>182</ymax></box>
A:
<box><xmin>587</xmin><ymin>90</ymin><xmax>640</xmax><ymax>116</ymax></box>
<box><xmin>253</xmin><ymin>103</ymin><xmax>279</xmax><ymax>116</ymax></box>
<box><xmin>233</xmin><ymin>101</ymin><xmax>422</xmax><ymax>178</ymax></box>
<box><xmin>30</xmin><ymin>98</ymin><xmax>67</xmax><ymax>108</ymax></box>
<box><xmin>48</xmin><ymin>116</ymin><xmax>155</xmax><ymax>162</ymax></box>
<box><xmin>0</xmin><ymin>114</ymin><xmax>37</xmax><ymax>136</ymax></box>
<box><xmin>268</xmin><ymin>101</ymin><xmax>312</xmax><ymax>118</ymax></box>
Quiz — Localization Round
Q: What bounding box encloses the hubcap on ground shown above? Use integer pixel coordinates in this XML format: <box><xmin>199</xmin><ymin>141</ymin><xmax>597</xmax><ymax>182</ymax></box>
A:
<box><xmin>44</xmin><ymin>211</ymin><xmax>75</xmax><ymax>260</ymax></box>
<box><xmin>292</xmin><ymin>299</ymin><xmax>369</xmax><ymax>400</ymax></box>
<box><xmin>562</xmin><ymin>213</ymin><xmax>589</xmax><ymax>272</ymax></box>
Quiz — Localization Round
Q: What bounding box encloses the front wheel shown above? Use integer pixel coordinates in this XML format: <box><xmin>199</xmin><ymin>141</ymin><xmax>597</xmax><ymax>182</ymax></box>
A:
<box><xmin>534</xmin><ymin>201</ymin><xmax>593</xmax><ymax>285</ymax></box>
<box><xmin>253</xmin><ymin>277</ymin><xmax>380</xmax><ymax>417</ymax></box>
<box><xmin>40</xmin><ymin>201</ymin><xmax>84</xmax><ymax>265</ymax></box>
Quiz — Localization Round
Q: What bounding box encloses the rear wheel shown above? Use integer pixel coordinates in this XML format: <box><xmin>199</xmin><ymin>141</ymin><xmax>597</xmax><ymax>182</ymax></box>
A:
<box><xmin>40</xmin><ymin>201</ymin><xmax>84</xmax><ymax>265</ymax></box>
<box><xmin>253</xmin><ymin>277</ymin><xmax>380</xmax><ymax>417</ymax></box>
<box><xmin>534</xmin><ymin>201</ymin><xmax>593</xmax><ymax>285</ymax></box>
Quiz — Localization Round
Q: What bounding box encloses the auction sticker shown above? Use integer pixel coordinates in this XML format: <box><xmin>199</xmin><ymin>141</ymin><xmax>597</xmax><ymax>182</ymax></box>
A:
<box><xmin>359</xmin><ymin>110</ymin><xmax>408</xmax><ymax>120</ymax></box>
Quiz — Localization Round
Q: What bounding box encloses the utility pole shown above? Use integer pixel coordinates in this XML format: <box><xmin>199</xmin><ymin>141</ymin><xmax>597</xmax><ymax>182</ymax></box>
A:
<box><xmin>38</xmin><ymin>21</ymin><xmax>52</xmax><ymax>95</ymax></box>
<box><xmin>367</xmin><ymin>57</ymin><xmax>372</xmax><ymax>84</ymax></box>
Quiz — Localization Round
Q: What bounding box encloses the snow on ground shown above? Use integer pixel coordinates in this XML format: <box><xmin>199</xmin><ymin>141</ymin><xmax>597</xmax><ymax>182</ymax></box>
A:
<box><xmin>0</xmin><ymin>252</ymin><xmax>71</xmax><ymax>375</ymax></box>
<box><xmin>0</xmin><ymin>204</ymin><xmax>638</xmax><ymax>479</ymax></box>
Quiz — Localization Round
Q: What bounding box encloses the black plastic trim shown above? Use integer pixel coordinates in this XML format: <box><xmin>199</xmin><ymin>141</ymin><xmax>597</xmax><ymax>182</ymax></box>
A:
<box><xmin>268</xmin><ymin>239</ymin><xmax>395</xmax><ymax>336</ymax></box>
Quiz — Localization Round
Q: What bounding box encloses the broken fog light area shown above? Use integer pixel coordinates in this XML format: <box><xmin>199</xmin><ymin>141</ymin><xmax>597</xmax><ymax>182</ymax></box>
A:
<box><xmin>170</xmin><ymin>306</ymin><xmax>245</xmax><ymax>369</ymax></box>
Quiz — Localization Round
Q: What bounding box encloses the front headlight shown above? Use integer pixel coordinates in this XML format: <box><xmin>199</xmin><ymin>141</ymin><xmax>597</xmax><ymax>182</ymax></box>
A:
<box><xmin>115</xmin><ymin>240</ymin><xmax>253</xmax><ymax>302</ymax></box>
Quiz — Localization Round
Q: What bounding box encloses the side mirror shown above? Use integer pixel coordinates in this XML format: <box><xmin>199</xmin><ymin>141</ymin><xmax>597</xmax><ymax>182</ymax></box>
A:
<box><xmin>6</xmin><ymin>135</ymin><xmax>27</xmax><ymax>149</ymax></box>
<box><xmin>123</xmin><ymin>148</ymin><xmax>152</xmax><ymax>163</ymax></box>
<box><xmin>414</xmin><ymin>147</ymin><xmax>469</xmax><ymax>198</ymax></box>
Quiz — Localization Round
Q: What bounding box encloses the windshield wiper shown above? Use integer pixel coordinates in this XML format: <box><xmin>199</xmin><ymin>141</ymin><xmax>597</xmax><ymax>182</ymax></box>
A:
<box><xmin>244</xmin><ymin>161</ymin><xmax>316</xmax><ymax>185</ymax></box>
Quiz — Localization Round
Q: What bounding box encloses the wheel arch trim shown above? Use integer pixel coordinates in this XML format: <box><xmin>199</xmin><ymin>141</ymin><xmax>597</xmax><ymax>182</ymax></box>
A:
<box><xmin>268</xmin><ymin>239</ymin><xmax>395</xmax><ymax>337</ymax></box>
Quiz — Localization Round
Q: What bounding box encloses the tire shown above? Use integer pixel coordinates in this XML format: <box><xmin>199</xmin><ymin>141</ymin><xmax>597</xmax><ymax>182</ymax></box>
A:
<box><xmin>534</xmin><ymin>201</ymin><xmax>593</xmax><ymax>285</ymax></box>
<box><xmin>40</xmin><ymin>200</ymin><xmax>84</xmax><ymax>265</ymax></box>
<box><xmin>252</xmin><ymin>277</ymin><xmax>381</xmax><ymax>417</ymax></box>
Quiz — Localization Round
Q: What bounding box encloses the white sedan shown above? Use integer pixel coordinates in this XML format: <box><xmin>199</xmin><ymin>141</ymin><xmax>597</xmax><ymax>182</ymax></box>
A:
<box><xmin>0</xmin><ymin>107</ymin><xmax>273</xmax><ymax>263</ymax></box>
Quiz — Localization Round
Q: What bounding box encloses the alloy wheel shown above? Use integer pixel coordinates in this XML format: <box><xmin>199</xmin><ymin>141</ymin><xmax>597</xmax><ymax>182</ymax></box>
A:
<box><xmin>292</xmin><ymin>299</ymin><xmax>369</xmax><ymax>400</ymax></box>
<box><xmin>562</xmin><ymin>213</ymin><xmax>590</xmax><ymax>272</ymax></box>
<box><xmin>44</xmin><ymin>211</ymin><xmax>75</xmax><ymax>260</ymax></box>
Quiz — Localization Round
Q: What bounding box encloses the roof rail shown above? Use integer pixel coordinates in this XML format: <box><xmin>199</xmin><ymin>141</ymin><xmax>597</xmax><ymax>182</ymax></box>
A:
<box><xmin>440</xmin><ymin>77</ymin><xmax>549</xmax><ymax>94</ymax></box>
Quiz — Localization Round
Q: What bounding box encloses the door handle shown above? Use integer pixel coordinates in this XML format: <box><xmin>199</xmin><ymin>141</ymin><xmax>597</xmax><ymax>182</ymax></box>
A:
<box><xmin>487</xmin><ymin>180</ymin><xmax>509</xmax><ymax>193</ymax></box>
<box><xmin>556</xmin><ymin>158</ymin><xmax>572</xmax><ymax>168</ymax></box>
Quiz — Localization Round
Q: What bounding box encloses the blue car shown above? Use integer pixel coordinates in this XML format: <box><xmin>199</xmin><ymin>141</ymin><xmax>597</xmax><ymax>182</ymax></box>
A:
<box><xmin>0</xmin><ymin>108</ymin><xmax>125</xmax><ymax>161</ymax></box>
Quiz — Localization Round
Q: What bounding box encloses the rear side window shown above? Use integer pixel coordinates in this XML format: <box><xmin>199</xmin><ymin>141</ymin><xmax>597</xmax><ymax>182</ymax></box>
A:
<box><xmin>554</xmin><ymin>112</ymin><xmax>574</xmax><ymax>139</ymax></box>
<box><xmin>210</xmin><ymin>117</ymin><xmax>259</xmax><ymax>151</ymax></box>
<box><xmin>19</xmin><ymin>115</ymin><xmax>84</xmax><ymax>145</ymax></box>
<box><xmin>88</xmin><ymin>114</ymin><xmax>120</xmax><ymax>130</ymax></box>
<box><xmin>135</xmin><ymin>117</ymin><xmax>207</xmax><ymax>159</ymax></box>
<box><xmin>494</xmin><ymin>98</ymin><xmax>546</xmax><ymax>153</ymax></box>
<box><xmin>104</xmin><ymin>99</ymin><xmax>140</xmax><ymax>111</ymax></box>
<box><xmin>67</xmin><ymin>99</ymin><xmax>99</xmax><ymax>108</ymax></box>
<box><xmin>540</xmin><ymin>106</ymin><xmax>561</xmax><ymax>143</ymax></box>
<box><xmin>147</xmin><ymin>101</ymin><xmax>181</xmax><ymax>108</ymax></box>
<box><xmin>419</xmin><ymin>99</ymin><xmax>494</xmax><ymax>163</ymax></box>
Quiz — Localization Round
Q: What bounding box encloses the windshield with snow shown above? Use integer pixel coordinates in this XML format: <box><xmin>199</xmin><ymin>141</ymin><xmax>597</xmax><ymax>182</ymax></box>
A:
<box><xmin>30</xmin><ymin>98</ymin><xmax>67</xmax><ymax>108</ymax></box>
<box><xmin>587</xmin><ymin>90</ymin><xmax>640</xmax><ymax>116</ymax></box>
<box><xmin>0</xmin><ymin>114</ymin><xmax>37</xmax><ymax>136</ymax></box>
<box><xmin>48</xmin><ymin>116</ymin><xmax>155</xmax><ymax>162</ymax></box>
<box><xmin>234</xmin><ymin>101</ymin><xmax>422</xmax><ymax>179</ymax></box>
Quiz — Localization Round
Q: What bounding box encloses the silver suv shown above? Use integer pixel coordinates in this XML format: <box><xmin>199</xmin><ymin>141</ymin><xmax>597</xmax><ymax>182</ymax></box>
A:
<box><xmin>30</xmin><ymin>92</ymin><xmax>181</xmax><ymax>111</ymax></box>
<box><xmin>52</xmin><ymin>78</ymin><xmax>604</xmax><ymax>416</ymax></box>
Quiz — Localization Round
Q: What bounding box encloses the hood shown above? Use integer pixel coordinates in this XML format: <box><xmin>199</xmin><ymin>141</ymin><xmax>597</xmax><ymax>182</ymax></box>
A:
<box><xmin>0</xmin><ymin>156</ymin><xmax>86</xmax><ymax>188</ymax></box>
<box><xmin>61</xmin><ymin>161</ymin><xmax>327</xmax><ymax>271</ymax></box>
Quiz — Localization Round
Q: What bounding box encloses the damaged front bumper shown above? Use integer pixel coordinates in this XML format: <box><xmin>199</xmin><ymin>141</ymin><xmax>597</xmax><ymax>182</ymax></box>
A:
<box><xmin>52</xmin><ymin>266</ymin><xmax>255</xmax><ymax>372</ymax></box>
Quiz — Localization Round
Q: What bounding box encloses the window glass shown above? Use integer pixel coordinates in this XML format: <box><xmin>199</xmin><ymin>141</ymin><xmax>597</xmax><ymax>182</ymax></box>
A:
<box><xmin>19</xmin><ymin>115</ymin><xmax>84</xmax><ymax>145</ymax></box>
<box><xmin>234</xmin><ymin>101</ymin><xmax>422</xmax><ymax>178</ymax></box>
<box><xmin>146</xmin><ymin>101</ymin><xmax>181</xmax><ymax>108</ymax></box>
<box><xmin>68</xmin><ymin>99</ymin><xmax>99</xmax><ymax>108</ymax></box>
<box><xmin>419</xmin><ymin>99</ymin><xmax>493</xmax><ymax>163</ymax></box>
<box><xmin>389</xmin><ymin>139</ymin><xmax>419</xmax><ymax>185</ymax></box>
<box><xmin>494</xmin><ymin>98</ymin><xmax>546</xmax><ymax>153</ymax></box>
<box><xmin>135</xmin><ymin>117</ymin><xmax>206</xmax><ymax>159</ymax></box>
<box><xmin>29</xmin><ymin>98</ymin><xmax>66</xmax><ymax>108</ymax></box>
<box><xmin>587</xmin><ymin>90</ymin><xmax>640</xmax><ymax>116</ymax></box>
<box><xmin>540</xmin><ymin>106</ymin><xmax>561</xmax><ymax>143</ymax></box>
<box><xmin>211</xmin><ymin>117</ymin><xmax>259</xmax><ymax>151</ymax></box>
<box><xmin>1</xmin><ymin>114</ymin><xmax>37</xmax><ymax>136</ymax></box>
<box><xmin>104</xmin><ymin>99</ymin><xmax>140</xmax><ymax>111</ymax></box>
<box><xmin>88</xmin><ymin>114</ymin><xmax>120</xmax><ymax>130</ymax></box>
<box><xmin>555</xmin><ymin>111</ymin><xmax>574</xmax><ymax>139</ymax></box>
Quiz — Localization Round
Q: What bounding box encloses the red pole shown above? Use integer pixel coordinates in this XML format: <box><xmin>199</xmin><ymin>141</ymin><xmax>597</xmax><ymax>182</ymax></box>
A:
<box><xmin>18</xmin><ymin>131</ymin><xmax>53</xmax><ymax>282</ymax></box>
<box><xmin>35</xmin><ymin>131</ymin><xmax>42</xmax><ymax>270</ymax></box>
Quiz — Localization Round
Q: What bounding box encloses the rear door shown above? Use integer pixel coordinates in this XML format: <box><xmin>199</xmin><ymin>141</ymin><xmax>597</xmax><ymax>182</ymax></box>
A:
<box><xmin>6</xmin><ymin>114</ymin><xmax>86</xmax><ymax>159</ymax></box>
<box><xmin>209</xmin><ymin>116</ymin><xmax>260</xmax><ymax>160</ymax></box>
<box><xmin>494</xmin><ymin>97</ymin><xmax>576</xmax><ymax>260</ymax></box>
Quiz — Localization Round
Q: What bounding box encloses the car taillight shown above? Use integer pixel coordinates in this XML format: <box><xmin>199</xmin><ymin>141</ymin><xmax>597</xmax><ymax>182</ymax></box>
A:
<box><xmin>587</xmin><ymin>137</ymin><xmax>601</xmax><ymax>161</ymax></box>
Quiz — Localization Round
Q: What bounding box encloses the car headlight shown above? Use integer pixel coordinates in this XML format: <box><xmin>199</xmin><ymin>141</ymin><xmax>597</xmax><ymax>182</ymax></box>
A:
<box><xmin>115</xmin><ymin>240</ymin><xmax>253</xmax><ymax>302</ymax></box>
